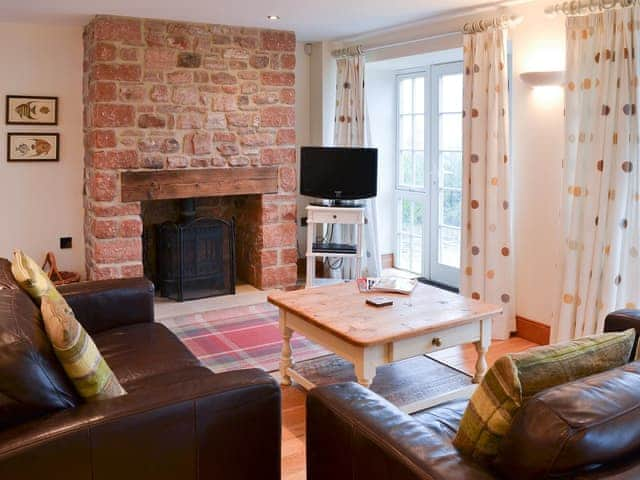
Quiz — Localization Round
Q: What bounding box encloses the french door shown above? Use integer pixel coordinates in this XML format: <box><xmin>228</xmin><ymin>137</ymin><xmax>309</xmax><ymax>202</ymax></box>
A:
<box><xmin>395</xmin><ymin>62</ymin><xmax>463</xmax><ymax>288</ymax></box>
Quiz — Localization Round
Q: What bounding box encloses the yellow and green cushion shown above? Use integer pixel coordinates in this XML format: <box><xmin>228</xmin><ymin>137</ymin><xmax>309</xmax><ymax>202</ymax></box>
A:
<box><xmin>11</xmin><ymin>249</ymin><xmax>62</xmax><ymax>304</ymax></box>
<box><xmin>453</xmin><ymin>329</ymin><xmax>635</xmax><ymax>463</ymax></box>
<box><xmin>41</xmin><ymin>296</ymin><xmax>126</xmax><ymax>400</ymax></box>
<box><xmin>11</xmin><ymin>249</ymin><xmax>126</xmax><ymax>401</ymax></box>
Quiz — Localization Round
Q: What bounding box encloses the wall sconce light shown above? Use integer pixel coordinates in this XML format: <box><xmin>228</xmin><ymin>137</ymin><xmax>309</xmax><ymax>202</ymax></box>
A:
<box><xmin>520</xmin><ymin>71</ymin><xmax>565</xmax><ymax>88</ymax></box>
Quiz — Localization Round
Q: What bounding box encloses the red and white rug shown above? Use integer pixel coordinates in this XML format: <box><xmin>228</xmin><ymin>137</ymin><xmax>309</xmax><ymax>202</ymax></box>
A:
<box><xmin>161</xmin><ymin>302</ymin><xmax>329</xmax><ymax>373</ymax></box>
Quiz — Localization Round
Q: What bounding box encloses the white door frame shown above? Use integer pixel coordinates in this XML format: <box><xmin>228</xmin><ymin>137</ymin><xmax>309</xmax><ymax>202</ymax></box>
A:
<box><xmin>429</xmin><ymin>61</ymin><xmax>463</xmax><ymax>288</ymax></box>
<box><xmin>393</xmin><ymin>62</ymin><xmax>463</xmax><ymax>288</ymax></box>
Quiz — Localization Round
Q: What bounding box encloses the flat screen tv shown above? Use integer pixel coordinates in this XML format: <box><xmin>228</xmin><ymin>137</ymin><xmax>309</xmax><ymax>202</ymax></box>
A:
<box><xmin>300</xmin><ymin>147</ymin><xmax>378</xmax><ymax>202</ymax></box>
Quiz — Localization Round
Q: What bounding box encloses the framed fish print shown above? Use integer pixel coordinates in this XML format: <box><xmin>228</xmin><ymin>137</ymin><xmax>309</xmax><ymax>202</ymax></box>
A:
<box><xmin>6</xmin><ymin>95</ymin><xmax>58</xmax><ymax>125</ymax></box>
<box><xmin>7</xmin><ymin>133</ymin><xmax>59</xmax><ymax>162</ymax></box>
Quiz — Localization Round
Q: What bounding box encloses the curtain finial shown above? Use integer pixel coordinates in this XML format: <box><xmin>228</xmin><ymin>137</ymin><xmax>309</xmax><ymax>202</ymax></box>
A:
<box><xmin>462</xmin><ymin>14</ymin><xmax>523</xmax><ymax>34</ymax></box>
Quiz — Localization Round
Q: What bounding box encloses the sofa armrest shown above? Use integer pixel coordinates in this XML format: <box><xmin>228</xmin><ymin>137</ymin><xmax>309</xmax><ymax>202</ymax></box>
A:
<box><xmin>0</xmin><ymin>368</ymin><xmax>281</xmax><ymax>480</ymax></box>
<box><xmin>604</xmin><ymin>309</ymin><xmax>640</xmax><ymax>360</ymax></box>
<box><xmin>57</xmin><ymin>278</ymin><xmax>155</xmax><ymax>334</ymax></box>
<box><xmin>307</xmin><ymin>383</ymin><xmax>494</xmax><ymax>480</ymax></box>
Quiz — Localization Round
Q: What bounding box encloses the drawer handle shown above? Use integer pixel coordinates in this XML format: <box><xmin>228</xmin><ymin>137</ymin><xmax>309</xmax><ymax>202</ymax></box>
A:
<box><xmin>432</xmin><ymin>337</ymin><xmax>442</xmax><ymax>347</ymax></box>
<box><xmin>332</xmin><ymin>214</ymin><xmax>337</xmax><ymax>219</ymax></box>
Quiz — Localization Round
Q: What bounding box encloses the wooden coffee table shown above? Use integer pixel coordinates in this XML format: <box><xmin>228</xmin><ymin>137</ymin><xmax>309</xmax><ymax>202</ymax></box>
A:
<box><xmin>268</xmin><ymin>281</ymin><xmax>502</xmax><ymax>412</ymax></box>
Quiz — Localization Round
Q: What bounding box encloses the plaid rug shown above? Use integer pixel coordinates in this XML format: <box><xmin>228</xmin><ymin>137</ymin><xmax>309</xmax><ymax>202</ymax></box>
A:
<box><xmin>161</xmin><ymin>302</ymin><xmax>329</xmax><ymax>373</ymax></box>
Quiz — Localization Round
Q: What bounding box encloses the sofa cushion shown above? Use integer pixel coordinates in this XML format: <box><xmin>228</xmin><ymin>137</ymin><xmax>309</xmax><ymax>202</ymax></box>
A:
<box><xmin>0</xmin><ymin>288</ymin><xmax>79</xmax><ymax>429</ymax></box>
<box><xmin>496</xmin><ymin>361</ymin><xmax>640</xmax><ymax>479</ymax></box>
<box><xmin>413</xmin><ymin>398</ymin><xmax>467</xmax><ymax>437</ymax></box>
<box><xmin>453</xmin><ymin>329</ymin><xmax>635</xmax><ymax>463</ymax></box>
<box><xmin>93</xmin><ymin>322</ymin><xmax>202</xmax><ymax>390</ymax></box>
<box><xmin>41</xmin><ymin>296</ymin><xmax>126</xmax><ymax>401</ymax></box>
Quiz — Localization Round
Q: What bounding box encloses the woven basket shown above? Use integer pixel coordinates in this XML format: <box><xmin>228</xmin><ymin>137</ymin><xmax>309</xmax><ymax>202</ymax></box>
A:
<box><xmin>42</xmin><ymin>252</ymin><xmax>80</xmax><ymax>286</ymax></box>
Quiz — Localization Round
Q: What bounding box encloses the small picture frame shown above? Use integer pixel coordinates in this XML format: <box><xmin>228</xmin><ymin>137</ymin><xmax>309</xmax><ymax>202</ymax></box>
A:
<box><xmin>6</xmin><ymin>95</ymin><xmax>58</xmax><ymax>125</ymax></box>
<box><xmin>7</xmin><ymin>133</ymin><xmax>59</xmax><ymax>162</ymax></box>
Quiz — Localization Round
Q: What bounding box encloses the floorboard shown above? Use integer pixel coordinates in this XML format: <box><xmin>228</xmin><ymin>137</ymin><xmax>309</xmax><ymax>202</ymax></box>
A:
<box><xmin>281</xmin><ymin>336</ymin><xmax>537</xmax><ymax>480</ymax></box>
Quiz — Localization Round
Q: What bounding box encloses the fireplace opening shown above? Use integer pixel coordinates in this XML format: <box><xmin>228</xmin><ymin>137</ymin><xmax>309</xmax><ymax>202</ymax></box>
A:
<box><xmin>139</xmin><ymin>193</ymin><xmax>295</xmax><ymax>292</ymax></box>
<box><xmin>144</xmin><ymin>198</ymin><xmax>236</xmax><ymax>302</ymax></box>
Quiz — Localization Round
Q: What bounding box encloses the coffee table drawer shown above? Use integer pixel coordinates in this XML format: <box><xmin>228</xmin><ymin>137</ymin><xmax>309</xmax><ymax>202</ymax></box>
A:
<box><xmin>390</xmin><ymin>322</ymin><xmax>481</xmax><ymax>362</ymax></box>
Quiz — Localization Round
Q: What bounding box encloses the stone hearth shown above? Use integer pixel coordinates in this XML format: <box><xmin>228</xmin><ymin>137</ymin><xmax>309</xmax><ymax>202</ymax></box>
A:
<box><xmin>82</xmin><ymin>15</ymin><xmax>298</xmax><ymax>289</ymax></box>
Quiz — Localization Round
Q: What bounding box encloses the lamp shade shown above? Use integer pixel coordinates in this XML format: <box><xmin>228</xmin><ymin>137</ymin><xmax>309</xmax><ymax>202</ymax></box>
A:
<box><xmin>520</xmin><ymin>71</ymin><xmax>565</xmax><ymax>87</ymax></box>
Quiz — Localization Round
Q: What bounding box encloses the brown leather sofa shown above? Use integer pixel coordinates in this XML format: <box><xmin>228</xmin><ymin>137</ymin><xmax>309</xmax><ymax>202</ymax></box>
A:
<box><xmin>307</xmin><ymin>310</ymin><xmax>640</xmax><ymax>480</ymax></box>
<box><xmin>0</xmin><ymin>258</ymin><xmax>281</xmax><ymax>480</ymax></box>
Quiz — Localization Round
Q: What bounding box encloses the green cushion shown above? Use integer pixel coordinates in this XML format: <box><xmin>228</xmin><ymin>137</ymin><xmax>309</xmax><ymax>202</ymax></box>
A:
<box><xmin>41</xmin><ymin>296</ymin><xmax>126</xmax><ymax>400</ymax></box>
<box><xmin>11</xmin><ymin>250</ymin><xmax>126</xmax><ymax>401</ymax></box>
<box><xmin>11</xmin><ymin>249</ymin><xmax>62</xmax><ymax>304</ymax></box>
<box><xmin>453</xmin><ymin>329</ymin><xmax>635</xmax><ymax>463</ymax></box>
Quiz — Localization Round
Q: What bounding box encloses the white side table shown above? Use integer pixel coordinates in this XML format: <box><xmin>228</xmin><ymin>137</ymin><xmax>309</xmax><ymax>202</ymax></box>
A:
<box><xmin>305</xmin><ymin>205</ymin><xmax>365</xmax><ymax>288</ymax></box>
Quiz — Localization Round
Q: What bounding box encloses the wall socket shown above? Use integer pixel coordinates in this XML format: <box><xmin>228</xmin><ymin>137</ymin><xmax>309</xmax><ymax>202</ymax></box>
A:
<box><xmin>59</xmin><ymin>237</ymin><xmax>72</xmax><ymax>249</ymax></box>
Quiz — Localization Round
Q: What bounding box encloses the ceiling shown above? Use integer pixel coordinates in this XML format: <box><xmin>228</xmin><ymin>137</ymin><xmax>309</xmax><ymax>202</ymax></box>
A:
<box><xmin>0</xmin><ymin>0</ymin><xmax>500</xmax><ymax>41</ymax></box>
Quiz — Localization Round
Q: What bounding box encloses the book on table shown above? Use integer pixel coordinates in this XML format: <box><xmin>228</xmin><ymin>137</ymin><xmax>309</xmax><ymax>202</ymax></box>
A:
<box><xmin>358</xmin><ymin>277</ymin><xmax>418</xmax><ymax>295</ymax></box>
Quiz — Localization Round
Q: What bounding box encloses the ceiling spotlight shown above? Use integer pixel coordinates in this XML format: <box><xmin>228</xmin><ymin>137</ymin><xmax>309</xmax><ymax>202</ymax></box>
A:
<box><xmin>267</xmin><ymin>15</ymin><xmax>280</xmax><ymax>20</ymax></box>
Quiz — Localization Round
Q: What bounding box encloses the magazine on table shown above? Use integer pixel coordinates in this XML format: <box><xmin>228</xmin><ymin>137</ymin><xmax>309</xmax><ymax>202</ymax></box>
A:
<box><xmin>357</xmin><ymin>276</ymin><xmax>418</xmax><ymax>295</ymax></box>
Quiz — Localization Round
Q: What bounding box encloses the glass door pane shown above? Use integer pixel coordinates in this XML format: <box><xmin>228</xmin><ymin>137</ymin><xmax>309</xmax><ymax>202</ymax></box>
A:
<box><xmin>395</xmin><ymin>72</ymin><xmax>427</xmax><ymax>276</ymax></box>
<box><xmin>395</xmin><ymin>196</ymin><xmax>424</xmax><ymax>274</ymax></box>
<box><xmin>430</xmin><ymin>63</ymin><xmax>463</xmax><ymax>287</ymax></box>
<box><xmin>396</xmin><ymin>74</ymin><xmax>426</xmax><ymax>192</ymax></box>
<box><xmin>394</xmin><ymin>65</ymin><xmax>462</xmax><ymax>284</ymax></box>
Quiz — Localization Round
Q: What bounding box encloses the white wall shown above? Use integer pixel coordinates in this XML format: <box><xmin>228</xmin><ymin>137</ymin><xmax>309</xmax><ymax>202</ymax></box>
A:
<box><xmin>0</xmin><ymin>23</ymin><xmax>85</xmax><ymax>274</ymax></box>
<box><xmin>308</xmin><ymin>41</ymin><xmax>337</xmax><ymax>146</ymax></box>
<box><xmin>510</xmin><ymin>2</ymin><xmax>565</xmax><ymax>334</ymax></box>
<box><xmin>295</xmin><ymin>42</ymin><xmax>311</xmax><ymax>250</ymax></box>
<box><xmin>312</xmin><ymin>0</ymin><xmax>567</xmax><ymax>330</ymax></box>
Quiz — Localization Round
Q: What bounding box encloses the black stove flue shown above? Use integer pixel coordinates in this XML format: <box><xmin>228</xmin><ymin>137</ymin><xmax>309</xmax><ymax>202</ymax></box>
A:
<box><xmin>154</xmin><ymin>199</ymin><xmax>236</xmax><ymax>302</ymax></box>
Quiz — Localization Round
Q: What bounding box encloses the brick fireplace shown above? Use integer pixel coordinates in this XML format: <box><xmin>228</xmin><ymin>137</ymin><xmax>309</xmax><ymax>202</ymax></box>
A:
<box><xmin>82</xmin><ymin>15</ymin><xmax>298</xmax><ymax>289</ymax></box>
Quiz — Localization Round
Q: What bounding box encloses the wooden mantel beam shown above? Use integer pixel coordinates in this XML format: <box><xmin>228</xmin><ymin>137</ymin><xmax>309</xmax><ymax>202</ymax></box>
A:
<box><xmin>120</xmin><ymin>167</ymin><xmax>279</xmax><ymax>202</ymax></box>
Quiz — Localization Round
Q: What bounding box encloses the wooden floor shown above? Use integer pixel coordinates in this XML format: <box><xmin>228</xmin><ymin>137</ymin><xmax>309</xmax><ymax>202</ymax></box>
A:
<box><xmin>280</xmin><ymin>336</ymin><xmax>537</xmax><ymax>480</ymax></box>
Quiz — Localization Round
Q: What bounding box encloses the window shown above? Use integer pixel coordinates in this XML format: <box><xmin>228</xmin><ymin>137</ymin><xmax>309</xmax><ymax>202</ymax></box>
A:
<box><xmin>395</xmin><ymin>62</ymin><xmax>463</xmax><ymax>287</ymax></box>
<box><xmin>398</xmin><ymin>75</ymin><xmax>425</xmax><ymax>190</ymax></box>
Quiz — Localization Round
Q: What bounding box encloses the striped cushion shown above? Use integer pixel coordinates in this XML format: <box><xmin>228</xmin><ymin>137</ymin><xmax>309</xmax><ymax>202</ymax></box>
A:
<box><xmin>453</xmin><ymin>329</ymin><xmax>635</xmax><ymax>463</ymax></box>
<box><xmin>11</xmin><ymin>250</ymin><xmax>125</xmax><ymax>401</ymax></box>
<box><xmin>11</xmin><ymin>249</ymin><xmax>61</xmax><ymax>304</ymax></box>
<box><xmin>41</xmin><ymin>296</ymin><xmax>126</xmax><ymax>400</ymax></box>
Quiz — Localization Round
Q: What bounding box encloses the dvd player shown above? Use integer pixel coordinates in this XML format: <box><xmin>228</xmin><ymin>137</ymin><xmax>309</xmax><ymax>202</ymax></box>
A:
<box><xmin>312</xmin><ymin>242</ymin><xmax>357</xmax><ymax>254</ymax></box>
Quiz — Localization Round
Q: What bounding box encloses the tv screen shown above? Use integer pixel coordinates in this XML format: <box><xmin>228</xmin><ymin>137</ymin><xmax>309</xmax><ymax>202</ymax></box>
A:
<box><xmin>300</xmin><ymin>147</ymin><xmax>378</xmax><ymax>201</ymax></box>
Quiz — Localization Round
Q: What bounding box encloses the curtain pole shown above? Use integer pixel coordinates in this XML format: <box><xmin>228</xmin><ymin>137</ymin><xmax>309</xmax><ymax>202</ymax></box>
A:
<box><xmin>545</xmin><ymin>0</ymin><xmax>639</xmax><ymax>16</ymax></box>
<box><xmin>331</xmin><ymin>13</ymin><xmax>523</xmax><ymax>58</ymax></box>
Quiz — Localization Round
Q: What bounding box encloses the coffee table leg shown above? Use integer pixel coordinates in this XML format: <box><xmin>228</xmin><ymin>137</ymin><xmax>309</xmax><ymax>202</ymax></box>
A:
<box><xmin>280</xmin><ymin>313</ymin><xmax>294</xmax><ymax>386</ymax></box>
<box><xmin>354</xmin><ymin>359</ymin><xmax>375</xmax><ymax>389</ymax></box>
<box><xmin>473</xmin><ymin>342</ymin><xmax>488</xmax><ymax>383</ymax></box>
<box><xmin>355</xmin><ymin>371</ymin><xmax>373</xmax><ymax>388</ymax></box>
<box><xmin>473</xmin><ymin>318</ymin><xmax>492</xmax><ymax>383</ymax></box>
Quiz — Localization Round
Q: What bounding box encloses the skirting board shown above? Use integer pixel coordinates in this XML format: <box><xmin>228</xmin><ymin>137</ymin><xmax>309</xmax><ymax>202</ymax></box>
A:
<box><xmin>516</xmin><ymin>316</ymin><xmax>550</xmax><ymax>345</ymax></box>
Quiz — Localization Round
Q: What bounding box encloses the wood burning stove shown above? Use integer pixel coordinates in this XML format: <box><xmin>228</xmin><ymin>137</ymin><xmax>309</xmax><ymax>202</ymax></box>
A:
<box><xmin>154</xmin><ymin>199</ymin><xmax>236</xmax><ymax>302</ymax></box>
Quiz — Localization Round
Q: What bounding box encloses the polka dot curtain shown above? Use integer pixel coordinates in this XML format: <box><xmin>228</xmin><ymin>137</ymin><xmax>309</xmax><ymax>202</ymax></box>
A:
<box><xmin>334</xmin><ymin>55</ymin><xmax>365</xmax><ymax>146</ymax></box>
<box><xmin>558</xmin><ymin>7</ymin><xmax>640</xmax><ymax>341</ymax></box>
<box><xmin>333</xmin><ymin>53</ymin><xmax>382</xmax><ymax>277</ymax></box>
<box><xmin>461</xmin><ymin>27</ymin><xmax>515</xmax><ymax>339</ymax></box>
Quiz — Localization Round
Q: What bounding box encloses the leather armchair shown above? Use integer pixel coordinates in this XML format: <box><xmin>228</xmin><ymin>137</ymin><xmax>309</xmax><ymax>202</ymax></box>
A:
<box><xmin>0</xmin><ymin>259</ymin><xmax>281</xmax><ymax>480</ymax></box>
<box><xmin>0</xmin><ymin>369</ymin><xmax>280</xmax><ymax>479</ymax></box>
<box><xmin>307</xmin><ymin>310</ymin><xmax>640</xmax><ymax>480</ymax></box>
